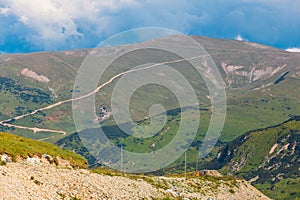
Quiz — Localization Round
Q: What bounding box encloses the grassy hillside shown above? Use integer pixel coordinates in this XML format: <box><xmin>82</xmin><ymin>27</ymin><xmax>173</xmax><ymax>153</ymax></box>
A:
<box><xmin>0</xmin><ymin>132</ymin><xmax>87</xmax><ymax>168</ymax></box>
<box><xmin>0</xmin><ymin>36</ymin><xmax>299</xmax><ymax>143</ymax></box>
<box><xmin>205</xmin><ymin>116</ymin><xmax>300</xmax><ymax>200</ymax></box>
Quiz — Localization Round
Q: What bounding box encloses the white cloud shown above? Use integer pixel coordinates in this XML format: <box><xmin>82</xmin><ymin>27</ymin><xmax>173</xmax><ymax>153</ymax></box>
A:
<box><xmin>1</xmin><ymin>0</ymin><xmax>300</xmax><ymax>52</ymax></box>
<box><xmin>235</xmin><ymin>34</ymin><xmax>247</xmax><ymax>41</ymax></box>
<box><xmin>19</xmin><ymin>15</ymin><xmax>29</xmax><ymax>24</ymax></box>
<box><xmin>0</xmin><ymin>7</ymin><xmax>9</xmax><ymax>15</ymax></box>
<box><xmin>1</xmin><ymin>0</ymin><xmax>206</xmax><ymax>51</ymax></box>
<box><xmin>2</xmin><ymin>0</ymin><xmax>80</xmax><ymax>48</ymax></box>
<box><xmin>286</xmin><ymin>48</ymin><xmax>300</xmax><ymax>53</ymax></box>
<box><xmin>0</xmin><ymin>0</ymin><xmax>139</xmax><ymax>50</ymax></box>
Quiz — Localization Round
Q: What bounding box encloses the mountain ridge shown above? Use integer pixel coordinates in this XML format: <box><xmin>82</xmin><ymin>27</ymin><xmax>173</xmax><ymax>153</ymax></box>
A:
<box><xmin>204</xmin><ymin>116</ymin><xmax>300</xmax><ymax>199</ymax></box>
<box><xmin>0</xmin><ymin>35</ymin><xmax>299</xmax><ymax>142</ymax></box>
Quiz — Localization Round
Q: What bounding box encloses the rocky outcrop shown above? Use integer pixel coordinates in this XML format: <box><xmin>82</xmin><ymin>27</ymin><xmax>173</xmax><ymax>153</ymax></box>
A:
<box><xmin>1</xmin><ymin>155</ymin><xmax>11</xmax><ymax>163</ymax></box>
<box><xmin>221</xmin><ymin>62</ymin><xmax>288</xmax><ymax>86</ymax></box>
<box><xmin>198</xmin><ymin>169</ymin><xmax>222</xmax><ymax>177</ymax></box>
<box><xmin>21</xmin><ymin>68</ymin><xmax>50</xmax><ymax>83</ymax></box>
<box><xmin>26</xmin><ymin>156</ymin><xmax>41</xmax><ymax>165</ymax></box>
<box><xmin>205</xmin><ymin>116</ymin><xmax>300</xmax><ymax>200</ymax></box>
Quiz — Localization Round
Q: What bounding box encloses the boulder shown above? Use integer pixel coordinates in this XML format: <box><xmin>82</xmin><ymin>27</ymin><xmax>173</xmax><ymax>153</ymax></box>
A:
<box><xmin>166</xmin><ymin>188</ymin><xmax>180</xmax><ymax>197</ymax></box>
<box><xmin>1</xmin><ymin>154</ymin><xmax>11</xmax><ymax>163</ymax></box>
<box><xmin>42</xmin><ymin>154</ymin><xmax>54</xmax><ymax>163</ymax></box>
<box><xmin>26</xmin><ymin>157</ymin><xmax>41</xmax><ymax>165</ymax></box>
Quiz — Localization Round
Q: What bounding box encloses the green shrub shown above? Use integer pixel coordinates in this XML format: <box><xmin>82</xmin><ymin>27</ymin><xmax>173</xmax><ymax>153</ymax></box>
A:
<box><xmin>0</xmin><ymin>161</ymin><xmax>6</xmax><ymax>166</ymax></box>
<box><xmin>33</xmin><ymin>180</ymin><xmax>41</xmax><ymax>185</ymax></box>
<box><xmin>229</xmin><ymin>189</ymin><xmax>235</xmax><ymax>194</ymax></box>
<box><xmin>71</xmin><ymin>197</ymin><xmax>81</xmax><ymax>200</ymax></box>
<box><xmin>53</xmin><ymin>157</ymin><xmax>59</xmax><ymax>166</ymax></box>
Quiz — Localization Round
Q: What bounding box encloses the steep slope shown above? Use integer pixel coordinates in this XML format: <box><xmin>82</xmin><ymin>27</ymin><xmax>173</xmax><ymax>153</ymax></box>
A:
<box><xmin>205</xmin><ymin>116</ymin><xmax>300</xmax><ymax>199</ymax></box>
<box><xmin>194</xmin><ymin>36</ymin><xmax>300</xmax><ymax>88</ymax></box>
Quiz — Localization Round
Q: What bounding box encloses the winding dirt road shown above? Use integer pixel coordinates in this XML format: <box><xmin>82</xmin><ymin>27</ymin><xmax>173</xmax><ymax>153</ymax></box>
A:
<box><xmin>0</xmin><ymin>54</ymin><xmax>209</xmax><ymax>135</ymax></box>
<box><xmin>1</xmin><ymin>47</ymin><xmax>288</xmax><ymax>136</ymax></box>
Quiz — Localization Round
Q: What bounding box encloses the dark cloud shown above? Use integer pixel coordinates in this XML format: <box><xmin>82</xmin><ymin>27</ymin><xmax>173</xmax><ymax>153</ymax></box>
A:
<box><xmin>0</xmin><ymin>0</ymin><xmax>299</xmax><ymax>53</ymax></box>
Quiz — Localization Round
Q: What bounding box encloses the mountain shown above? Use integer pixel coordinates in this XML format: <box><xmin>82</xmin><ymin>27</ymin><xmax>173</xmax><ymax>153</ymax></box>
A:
<box><xmin>0</xmin><ymin>36</ymin><xmax>299</xmax><ymax>143</ymax></box>
<box><xmin>204</xmin><ymin>116</ymin><xmax>300</xmax><ymax>200</ymax></box>
<box><xmin>0</xmin><ymin>36</ymin><xmax>299</xmax><ymax>198</ymax></box>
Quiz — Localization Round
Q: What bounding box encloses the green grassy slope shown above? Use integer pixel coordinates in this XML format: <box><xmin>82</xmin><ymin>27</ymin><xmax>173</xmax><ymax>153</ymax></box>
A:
<box><xmin>205</xmin><ymin>116</ymin><xmax>300</xmax><ymax>200</ymax></box>
<box><xmin>0</xmin><ymin>36</ymin><xmax>299</xmax><ymax>143</ymax></box>
<box><xmin>0</xmin><ymin>132</ymin><xmax>88</xmax><ymax>168</ymax></box>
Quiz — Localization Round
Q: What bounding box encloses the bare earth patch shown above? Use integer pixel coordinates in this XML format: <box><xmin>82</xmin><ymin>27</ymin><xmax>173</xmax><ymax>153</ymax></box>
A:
<box><xmin>21</xmin><ymin>68</ymin><xmax>50</xmax><ymax>83</ymax></box>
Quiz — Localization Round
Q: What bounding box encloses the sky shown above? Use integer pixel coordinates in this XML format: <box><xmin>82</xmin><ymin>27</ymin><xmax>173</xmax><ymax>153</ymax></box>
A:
<box><xmin>0</xmin><ymin>0</ymin><xmax>300</xmax><ymax>53</ymax></box>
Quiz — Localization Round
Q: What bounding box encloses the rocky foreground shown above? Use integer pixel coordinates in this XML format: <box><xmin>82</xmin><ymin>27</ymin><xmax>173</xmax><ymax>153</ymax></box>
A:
<box><xmin>0</xmin><ymin>158</ymin><xmax>270</xmax><ymax>200</ymax></box>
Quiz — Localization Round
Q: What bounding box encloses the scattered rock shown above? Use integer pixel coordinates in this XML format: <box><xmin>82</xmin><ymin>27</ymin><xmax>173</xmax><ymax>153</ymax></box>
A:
<box><xmin>1</xmin><ymin>171</ymin><xmax>7</xmax><ymax>176</ymax></box>
<box><xmin>166</xmin><ymin>188</ymin><xmax>180</xmax><ymax>197</ymax></box>
<box><xmin>21</xmin><ymin>68</ymin><xmax>50</xmax><ymax>83</ymax></box>
<box><xmin>26</xmin><ymin>157</ymin><xmax>41</xmax><ymax>165</ymax></box>
<box><xmin>42</xmin><ymin>154</ymin><xmax>53</xmax><ymax>164</ymax></box>
<box><xmin>199</xmin><ymin>170</ymin><xmax>222</xmax><ymax>177</ymax></box>
<box><xmin>248</xmin><ymin>175</ymin><xmax>259</xmax><ymax>183</ymax></box>
<box><xmin>0</xmin><ymin>161</ymin><xmax>270</xmax><ymax>200</ymax></box>
<box><xmin>1</xmin><ymin>154</ymin><xmax>11</xmax><ymax>163</ymax></box>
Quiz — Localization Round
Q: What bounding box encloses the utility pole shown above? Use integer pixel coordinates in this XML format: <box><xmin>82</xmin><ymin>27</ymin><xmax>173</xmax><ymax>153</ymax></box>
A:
<box><xmin>184</xmin><ymin>152</ymin><xmax>187</xmax><ymax>180</ymax></box>
<box><xmin>196</xmin><ymin>155</ymin><xmax>199</xmax><ymax>172</ymax></box>
<box><xmin>120</xmin><ymin>145</ymin><xmax>123</xmax><ymax>172</ymax></box>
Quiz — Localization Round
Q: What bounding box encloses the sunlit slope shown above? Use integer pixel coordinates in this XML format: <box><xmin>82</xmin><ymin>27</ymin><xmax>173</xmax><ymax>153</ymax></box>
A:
<box><xmin>0</xmin><ymin>36</ymin><xmax>299</xmax><ymax>143</ymax></box>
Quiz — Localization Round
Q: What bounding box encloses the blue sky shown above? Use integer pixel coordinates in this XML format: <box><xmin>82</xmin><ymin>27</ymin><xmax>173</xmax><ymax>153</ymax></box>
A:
<box><xmin>0</xmin><ymin>0</ymin><xmax>300</xmax><ymax>53</ymax></box>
